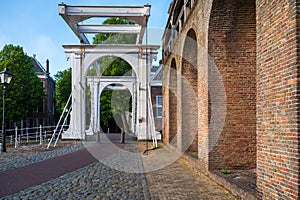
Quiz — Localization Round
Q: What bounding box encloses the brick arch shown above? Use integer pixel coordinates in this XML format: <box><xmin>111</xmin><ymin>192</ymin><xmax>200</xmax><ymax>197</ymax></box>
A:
<box><xmin>181</xmin><ymin>28</ymin><xmax>198</xmax><ymax>158</ymax></box>
<box><xmin>168</xmin><ymin>58</ymin><xmax>178</xmax><ymax>146</ymax></box>
<box><xmin>208</xmin><ymin>0</ymin><xmax>256</xmax><ymax>170</ymax></box>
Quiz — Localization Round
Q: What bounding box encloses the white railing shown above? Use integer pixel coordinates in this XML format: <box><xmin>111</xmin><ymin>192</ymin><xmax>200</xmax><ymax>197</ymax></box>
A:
<box><xmin>0</xmin><ymin>124</ymin><xmax>69</xmax><ymax>149</ymax></box>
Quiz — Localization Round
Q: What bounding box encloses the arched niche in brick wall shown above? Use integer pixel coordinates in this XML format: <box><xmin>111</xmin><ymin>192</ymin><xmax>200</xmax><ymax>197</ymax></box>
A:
<box><xmin>181</xmin><ymin>28</ymin><xmax>198</xmax><ymax>158</ymax></box>
<box><xmin>208</xmin><ymin>0</ymin><xmax>256</xmax><ymax>170</ymax></box>
<box><xmin>168</xmin><ymin>58</ymin><xmax>178</xmax><ymax>146</ymax></box>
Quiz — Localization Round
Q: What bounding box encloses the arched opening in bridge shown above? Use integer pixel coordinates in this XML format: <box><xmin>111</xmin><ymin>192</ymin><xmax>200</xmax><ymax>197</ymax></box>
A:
<box><xmin>100</xmin><ymin>84</ymin><xmax>132</xmax><ymax>134</ymax></box>
<box><xmin>208</xmin><ymin>0</ymin><xmax>256</xmax><ymax>170</ymax></box>
<box><xmin>181</xmin><ymin>29</ymin><xmax>198</xmax><ymax>158</ymax></box>
<box><xmin>85</xmin><ymin>56</ymin><xmax>136</xmax><ymax>135</ymax></box>
<box><xmin>169</xmin><ymin>58</ymin><xmax>178</xmax><ymax>146</ymax></box>
<box><xmin>87</xmin><ymin>56</ymin><xmax>135</xmax><ymax>77</ymax></box>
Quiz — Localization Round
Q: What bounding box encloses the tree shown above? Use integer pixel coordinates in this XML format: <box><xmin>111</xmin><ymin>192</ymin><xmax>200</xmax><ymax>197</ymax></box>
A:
<box><xmin>93</xmin><ymin>17</ymin><xmax>137</xmax><ymax>45</ymax></box>
<box><xmin>0</xmin><ymin>44</ymin><xmax>44</xmax><ymax>125</ymax></box>
<box><xmin>91</xmin><ymin>18</ymin><xmax>135</xmax><ymax>132</ymax></box>
<box><xmin>100</xmin><ymin>88</ymin><xmax>132</xmax><ymax>132</ymax></box>
<box><xmin>54</xmin><ymin>68</ymin><xmax>71</xmax><ymax>114</ymax></box>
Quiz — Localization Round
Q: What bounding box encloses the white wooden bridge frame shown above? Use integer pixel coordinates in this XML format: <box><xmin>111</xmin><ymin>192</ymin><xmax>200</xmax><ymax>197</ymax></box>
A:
<box><xmin>85</xmin><ymin>76</ymin><xmax>136</xmax><ymax>136</ymax></box>
<box><xmin>59</xmin><ymin>4</ymin><xmax>160</xmax><ymax>140</ymax></box>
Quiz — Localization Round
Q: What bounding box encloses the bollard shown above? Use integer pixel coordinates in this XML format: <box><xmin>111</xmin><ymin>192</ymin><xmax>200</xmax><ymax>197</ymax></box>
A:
<box><xmin>96</xmin><ymin>131</ymin><xmax>100</xmax><ymax>143</ymax></box>
<box><xmin>120</xmin><ymin>128</ymin><xmax>125</xmax><ymax>144</ymax></box>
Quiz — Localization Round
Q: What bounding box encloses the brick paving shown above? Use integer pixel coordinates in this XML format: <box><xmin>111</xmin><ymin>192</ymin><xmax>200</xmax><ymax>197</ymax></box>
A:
<box><xmin>146</xmin><ymin>158</ymin><xmax>237</xmax><ymax>200</ymax></box>
<box><xmin>212</xmin><ymin>169</ymin><xmax>256</xmax><ymax>198</ymax></box>
<box><xmin>140</xmin><ymin>143</ymin><xmax>237</xmax><ymax>200</ymax></box>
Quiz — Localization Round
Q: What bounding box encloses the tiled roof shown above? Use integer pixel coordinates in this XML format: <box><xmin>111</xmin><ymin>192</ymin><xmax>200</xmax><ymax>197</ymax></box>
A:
<box><xmin>31</xmin><ymin>57</ymin><xmax>47</xmax><ymax>74</ymax></box>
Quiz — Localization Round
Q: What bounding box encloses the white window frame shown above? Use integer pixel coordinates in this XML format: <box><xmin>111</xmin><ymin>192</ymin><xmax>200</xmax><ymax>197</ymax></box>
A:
<box><xmin>156</xmin><ymin>95</ymin><xmax>162</xmax><ymax>118</ymax></box>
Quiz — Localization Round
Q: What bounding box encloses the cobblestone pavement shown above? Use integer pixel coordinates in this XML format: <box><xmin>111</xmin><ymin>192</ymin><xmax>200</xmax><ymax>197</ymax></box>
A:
<box><xmin>1</xmin><ymin>139</ymin><xmax>238</xmax><ymax>199</ymax></box>
<box><xmin>2</xmin><ymin>143</ymin><xmax>150</xmax><ymax>200</ymax></box>
<box><xmin>0</xmin><ymin>142</ymin><xmax>84</xmax><ymax>172</ymax></box>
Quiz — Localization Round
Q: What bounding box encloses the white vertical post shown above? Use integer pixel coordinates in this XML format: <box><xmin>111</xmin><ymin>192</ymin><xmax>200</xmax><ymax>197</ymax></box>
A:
<box><xmin>15</xmin><ymin>126</ymin><xmax>18</xmax><ymax>148</ymax></box>
<box><xmin>26</xmin><ymin>127</ymin><xmax>29</xmax><ymax>143</ymax></box>
<box><xmin>36</xmin><ymin>128</ymin><xmax>38</xmax><ymax>142</ymax></box>
<box><xmin>39</xmin><ymin>125</ymin><xmax>42</xmax><ymax>145</ymax></box>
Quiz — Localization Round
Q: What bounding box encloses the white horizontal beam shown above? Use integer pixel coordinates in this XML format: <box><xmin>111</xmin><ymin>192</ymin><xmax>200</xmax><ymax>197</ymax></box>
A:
<box><xmin>59</xmin><ymin>4</ymin><xmax>150</xmax><ymax>44</ymax></box>
<box><xmin>87</xmin><ymin>76</ymin><xmax>136</xmax><ymax>83</ymax></box>
<box><xmin>63</xmin><ymin>44</ymin><xmax>160</xmax><ymax>55</ymax></box>
<box><xmin>59</xmin><ymin>4</ymin><xmax>150</xmax><ymax>17</ymax></box>
<box><xmin>76</xmin><ymin>24</ymin><xmax>142</xmax><ymax>34</ymax></box>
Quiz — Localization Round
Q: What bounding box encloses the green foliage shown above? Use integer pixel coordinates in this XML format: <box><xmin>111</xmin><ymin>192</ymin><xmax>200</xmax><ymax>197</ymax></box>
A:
<box><xmin>100</xmin><ymin>90</ymin><xmax>113</xmax><ymax>129</ymax></box>
<box><xmin>54</xmin><ymin>68</ymin><xmax>71</xmax><ymax>114</ymax></box>
<box><xmin>92</xmin><ymin>17</ymin><xmax>137</xmax><ymax>45</ymax></box>
<box><xmin>91</xmin><ymin>17</ymin><xmax>134</xmax><ymax>131</ymax></box>
<box><xmin>100</xmin><ymin>89</ymin><xmax>132</xmax><ymax>132</ymax></box>
<box><xmin>101</xmin><ymin>57</ymin><xmax>133</xmax><ymax>76</ymax></box>
<box><xmin>87</xmin><ymin>56</ymin><xmax>133</xmax><ymax>77</ymax></box>
<box><xmin>221</xmin><ymin>169</ymin><xmax>231</xmax><ymax>174</ymax></box>
<box><xmin>92</xmin><ymin>56</ymin><xmax>133</xmax><ymax>131</ymax></box>
<box><xmin>0</xmin><ymin>44</ymin><xmax>44</xmax><ymax>124</ymax></box>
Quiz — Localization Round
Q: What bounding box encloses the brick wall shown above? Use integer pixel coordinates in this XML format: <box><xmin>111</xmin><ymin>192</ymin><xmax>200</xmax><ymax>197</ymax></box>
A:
<box><xmin>181</xmin><ymin>29</ymin><xmax>198</xmax><ymax>157</ymax></box>
<box><xmin>162</xmin><ymin>0</ymin><xmax>300</xmax><ymax>198</ymax></box>
<box><xmin>256</xmin><ymin>0</ymin><xmax>300</xmax><ymax>199</ymax></box>
<box><xmin>208</xmin><ymin>0</ymin><xmax>256</xmax><ymax>169</ymax></box>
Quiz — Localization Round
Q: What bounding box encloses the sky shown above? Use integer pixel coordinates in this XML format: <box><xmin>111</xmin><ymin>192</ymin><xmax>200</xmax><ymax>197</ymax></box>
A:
<box><xmin>0</xmin><ymin>0</ymin><xmax>171</xmax><ymax>77</ymax></box>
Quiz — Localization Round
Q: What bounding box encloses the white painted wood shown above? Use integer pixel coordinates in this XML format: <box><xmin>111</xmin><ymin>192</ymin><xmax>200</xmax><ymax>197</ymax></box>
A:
<box><xmin>60</xmin><ymin>4</ymin><xmax>160</xmax><ymax>140</ymax></box>
<box><xmin>58</xmin><ymin>4</ymin><xmax>150</xmax><ymax>44</ymax></box>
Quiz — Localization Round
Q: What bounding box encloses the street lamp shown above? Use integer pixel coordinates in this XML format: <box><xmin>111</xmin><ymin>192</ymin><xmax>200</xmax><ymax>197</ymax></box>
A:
<box><xmin>0</xmin><ymin>68</ymin><xmax>14</xmax><ymax>153</ymax></box>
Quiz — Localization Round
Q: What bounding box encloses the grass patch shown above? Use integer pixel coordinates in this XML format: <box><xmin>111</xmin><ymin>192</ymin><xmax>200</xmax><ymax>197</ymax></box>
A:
<box><xmin>221</xmin><ymin>169</ymin><xmax>231</xmax><ymax>174</ymax></box>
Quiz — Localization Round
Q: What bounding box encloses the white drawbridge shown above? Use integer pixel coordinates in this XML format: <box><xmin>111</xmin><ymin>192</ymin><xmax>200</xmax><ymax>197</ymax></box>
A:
<box><xmin>48</xmin><ymin>4</ymin><xmax>160</xmax><ymax>148</ymax></box>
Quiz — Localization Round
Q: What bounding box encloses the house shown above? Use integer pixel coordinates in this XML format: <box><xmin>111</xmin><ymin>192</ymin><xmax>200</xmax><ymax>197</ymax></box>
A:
<box><xmin>27</xmin><ymin>55</ymin><xmax>56</xmax><ymax>128</ymax></box>
<box><xmin>150</xmin><ymin>64</ymin><xmax>162</xmax><ymax>133</ymax></box>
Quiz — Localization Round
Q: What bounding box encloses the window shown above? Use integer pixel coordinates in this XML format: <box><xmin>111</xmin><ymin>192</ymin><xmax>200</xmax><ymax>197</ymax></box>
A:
<box><xmin>156</xmin><ymin>95</ymin><xmax>162</xmax><ymax>118</ymax></box>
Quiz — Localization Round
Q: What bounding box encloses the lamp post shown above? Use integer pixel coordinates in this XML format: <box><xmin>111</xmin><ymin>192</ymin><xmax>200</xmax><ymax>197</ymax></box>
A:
<box><xmin>0</xmin><ymin>68</ymin><xmax>14</xmax><ymax>153</ymax></box>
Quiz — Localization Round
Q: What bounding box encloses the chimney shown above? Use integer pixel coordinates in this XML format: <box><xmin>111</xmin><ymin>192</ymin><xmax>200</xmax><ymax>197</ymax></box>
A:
<box><xmin>33</xmin><ymin>54</ymin><xmax>36</xmax><ymax>59</ymax></box>
<box><xmin>46</xmin><ymin>59</ymin><xmax>49</xmax><ymax>74</ymax></box>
